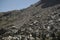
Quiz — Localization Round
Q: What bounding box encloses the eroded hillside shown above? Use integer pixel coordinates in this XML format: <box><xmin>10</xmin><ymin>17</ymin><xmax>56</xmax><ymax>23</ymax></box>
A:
<box><xmin>0</xmin><ymin>0</ymin><xmax>60</xmax><ymax>40</ymax></box>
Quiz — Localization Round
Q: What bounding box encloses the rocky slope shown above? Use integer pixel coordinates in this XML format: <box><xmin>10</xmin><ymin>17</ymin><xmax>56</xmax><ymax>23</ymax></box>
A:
<box><xmin>0</xmin><ymin>0</ymin><xmax>60</xmax><ymax>40</ymax></box>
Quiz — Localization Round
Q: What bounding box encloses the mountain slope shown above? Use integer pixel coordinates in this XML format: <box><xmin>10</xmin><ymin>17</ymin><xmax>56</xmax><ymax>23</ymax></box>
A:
<box><xmin>0</xmin><ymin>0</ymin><xmax>60</xmax><ymax>40</ymax></box>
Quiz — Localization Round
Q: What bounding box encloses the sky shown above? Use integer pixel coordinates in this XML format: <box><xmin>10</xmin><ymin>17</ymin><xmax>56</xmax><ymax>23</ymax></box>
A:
<box><xmin>0</xmin><ymin>0</ymin><xmax>39</xmax><ymax>12</ymax></box>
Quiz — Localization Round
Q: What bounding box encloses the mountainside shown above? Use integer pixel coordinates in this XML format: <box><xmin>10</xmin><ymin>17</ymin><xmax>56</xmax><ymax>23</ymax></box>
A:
<box><xmin>0</xmin><ymin>0</ymin><xmax>60</xmax><ymax>40</ymax></box>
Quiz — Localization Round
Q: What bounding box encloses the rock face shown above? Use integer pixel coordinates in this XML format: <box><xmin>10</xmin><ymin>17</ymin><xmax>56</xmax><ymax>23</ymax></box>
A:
<box><xmin>0</xmin><ymin>0</ymin><xmax>60</xmax><ymax>40</ymax></box>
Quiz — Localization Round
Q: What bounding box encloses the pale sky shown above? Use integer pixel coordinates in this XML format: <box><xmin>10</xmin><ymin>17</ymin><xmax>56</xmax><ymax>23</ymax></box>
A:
<box><xmin>0</xmin><ymin>0</ymin><xmax>39</xmax><ymax>12</ymax></box>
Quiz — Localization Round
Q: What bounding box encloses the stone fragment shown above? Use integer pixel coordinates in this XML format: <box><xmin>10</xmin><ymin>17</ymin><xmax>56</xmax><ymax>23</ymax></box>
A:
<box><xmin>33</xmin><ymin>20</ymin><xmax>38</xmax><ymax>24</ymax></box>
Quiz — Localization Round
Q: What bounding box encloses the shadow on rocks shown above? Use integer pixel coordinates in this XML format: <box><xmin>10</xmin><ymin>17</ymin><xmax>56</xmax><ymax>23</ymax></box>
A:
<box><xmin>41</xmin><ymin>0</ymin><xmax>60</xmax><ymax>8</ymax></box>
